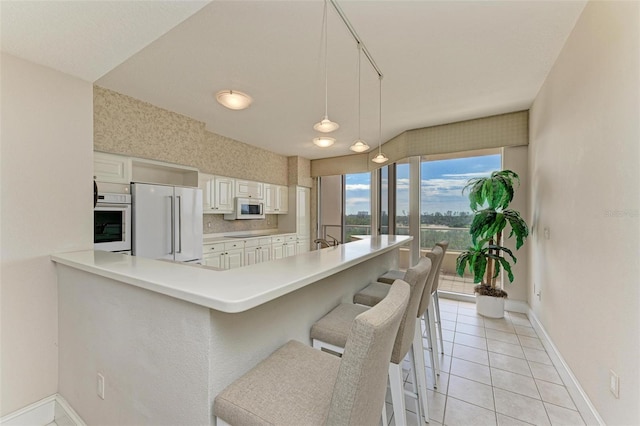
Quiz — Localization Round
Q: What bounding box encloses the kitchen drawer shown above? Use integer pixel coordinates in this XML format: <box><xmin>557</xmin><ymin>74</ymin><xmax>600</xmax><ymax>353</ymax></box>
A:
<box><xmin>203</xmin><ymin>243</ymin><xmax>225</xmax><ymax>254</ymax></box>
<box><xmin>285</xmin><ymin>235</ymin><xmax>297</xmax><ymax>242</ymax></box>
<box><xmin>244</xmin><ymin>237</ymin><xmax>272</xmax><ymax>248</ymax></box>
<box><xmin>224</xmin><ymin>241</ymin><xmax>245</xmax><ymax>250</ymax></box>
<box><xmin>271</xmin><ymin>236</ymin><xmax>284</xmax><ymax>244</ymax></box>
<box><xmin>243</xmin><ymin>238</ymin><xmax>260</xmax><ymax>248</ymax></box>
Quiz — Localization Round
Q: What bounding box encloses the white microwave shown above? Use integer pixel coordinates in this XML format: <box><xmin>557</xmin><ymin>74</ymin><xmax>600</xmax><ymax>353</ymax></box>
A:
<box><xmin>224</xmin><ymin>197</ymin><xmax>265</xmax><ymax>220</ymax></box>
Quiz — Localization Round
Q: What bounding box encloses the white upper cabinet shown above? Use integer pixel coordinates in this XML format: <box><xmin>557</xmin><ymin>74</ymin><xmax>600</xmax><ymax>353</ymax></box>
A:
<box><xmin>94</xmin><ymin>152</ymin><xmax>131</xmax><ymax>184</ymax></box>
<box><xmin>199</xmin><ymin>174</ymin><xmax>235</xmax><ymax>214</ymax></box>
<box><xmin>235</xmin><ymin>179</ymin><xmax>263</xmax><ymax>199</ymax></box>
<box><xmin>264</xmin><ymin>184</ymin><xmax>289</xmax><ymax>214</ymax></box>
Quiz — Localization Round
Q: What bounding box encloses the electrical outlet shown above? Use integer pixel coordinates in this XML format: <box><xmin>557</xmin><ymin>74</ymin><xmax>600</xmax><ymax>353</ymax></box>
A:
<box><xmin>609</xmin><ymin>370</ymin><xmax>619</xmax><ymax>398</ymax></box>
<box><xmin>97</xmin><ymin>373</ymin><xmax>105</xmax><ymax>399</ymax></box>
<box><xmin>206</xmin><ymin>221</ymin><xmax>212</xmax><ymax>229</ymax></box>
<box><xmin>544</xmin><ymin>227</ymin><xmax>551</xmax><ymax>240</ymax></box>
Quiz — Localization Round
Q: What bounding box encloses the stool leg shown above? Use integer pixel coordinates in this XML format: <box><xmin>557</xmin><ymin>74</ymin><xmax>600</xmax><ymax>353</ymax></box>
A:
<box><xmin>381</xmin><ymin>398</ymin><xmax>388</xmax><ymax>426</ymax></box>
<box><xmin>433</xmin><ymin>291</ymin><xmax>444</xmax><ymax>354</ymax></box>
<box><xmin>426</xmin><ymin>306</ymin><xmax>441</xmax><ymax>378</ymax></box>
<box><xmin>412</xmin><ymin>324</ymin><xmax>431</xmax><ymax>422</ymax></box>
<box><xmin>389</xmin><ymin>363</ymin><xmax>407</xmax><ymax>426</ymax></box>
<box><xmin>423</xmin><ymin>309</ymin><xmax>439</xmax><ymax>386</ymax></box>
<box><xmin>407</xmin><ymin>349</ymin><xmax>422</xmax><ymax>419</ymax></box>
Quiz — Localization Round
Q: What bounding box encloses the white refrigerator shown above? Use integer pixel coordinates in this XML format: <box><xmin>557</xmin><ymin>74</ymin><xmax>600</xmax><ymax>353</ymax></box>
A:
<box><xmin>131</xmin><ymin>183</ymin><xmax>203</xmax><ymax>262</ymax></box>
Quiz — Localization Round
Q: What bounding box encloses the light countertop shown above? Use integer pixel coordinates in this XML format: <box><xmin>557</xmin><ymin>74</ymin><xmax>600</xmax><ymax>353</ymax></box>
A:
<box><xmin>52</xmin><ymin>235</ymin><xmax>412</xmax><ymax>313</ymax></box>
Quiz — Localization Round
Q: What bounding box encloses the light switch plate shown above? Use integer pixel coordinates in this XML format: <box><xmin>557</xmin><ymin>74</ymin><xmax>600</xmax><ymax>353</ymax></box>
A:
<box><xmin>609</xmin><ymin>370</ymin><xmax>619</xmax><ymax>398</ymax></box>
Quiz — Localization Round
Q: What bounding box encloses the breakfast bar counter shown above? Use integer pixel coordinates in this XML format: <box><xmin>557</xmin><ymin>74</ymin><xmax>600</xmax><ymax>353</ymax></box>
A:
<box><xmin>52</xmin><ymin>235</ymin><xmax>411</xmax><ymax>313</ymax></box>
<box><xmin>52</xmin><ymin>236</ymin><xmax>411</xmax><ymax>425</ymax></box>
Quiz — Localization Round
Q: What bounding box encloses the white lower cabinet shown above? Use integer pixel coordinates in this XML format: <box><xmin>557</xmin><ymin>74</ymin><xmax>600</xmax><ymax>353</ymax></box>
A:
<box><xmin>204</xmin><ymin>234</ymin><xmax>305</xmax><ymax>269</ymax></box>
<box><xmin>272</xmin><ymin>235</ymin><xmax>296</xmax><ymax>259</ymax></box>
<box><xmin>203</xmin><ymin>241</ymin><xmax>244</xmax><ymax>269</ymax></box>
<box><xmin>225</xmin><ymin>249</ymin><xmax>244</xmax><ymax>269</ymax></box>
<box><xmin>244</xmin><ymin>238</ymin><xmax>272</xmax><ymax>266</ymax></box>
<box><xmin>271</xmin><ymin>242</ymin><xmax>284</xmax><ymax>260</ymax></box>
<box><xmin>284</xmin><ymin>235</ymin><xmax>297</xmax><ymax>257</ymax></box>
<box><xmin>296</xmin><ymin>237</ymin><xmax>310</xmax><ymax>254</ymax></box>
<box><xmin>203</xmin><ymin>243</ymin><xmax>225</xmax><ymax>268</ymax></box>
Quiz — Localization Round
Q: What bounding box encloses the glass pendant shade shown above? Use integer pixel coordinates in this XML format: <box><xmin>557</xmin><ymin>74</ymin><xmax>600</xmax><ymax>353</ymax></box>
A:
<box><xmin>313</xmin><ymin>136</ymin><xmax>336</xmax><ymax>148</ymax></box>
<box><xmin>215</xmin><ymin>90</ymin><xmax>252</xmax><ymax>110</ymax></box>
<box><xmin>371</xmin><ymin>152</ymin><xmax>389</xmax><ymax>163</ymax></box>
<box><xmin>314</xmin><ymin>117</ymin><xmax>340</xmax><ymax>133</ymax></box>
<box><xmin>350</xmin><ymin>139</ymin><xmax>369</xmax><ymax>152</ymax></box>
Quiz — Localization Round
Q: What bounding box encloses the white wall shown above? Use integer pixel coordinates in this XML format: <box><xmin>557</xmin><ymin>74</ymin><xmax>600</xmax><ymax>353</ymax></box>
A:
<box><xmin>528</xmin><ymin>2</ymin><xmax>639</xmax><ymax>424</ymax></box>
<box><xmin>0</xmin><ymin>54</ymin><xmax>93</xmax><ymax>415</ymax></box>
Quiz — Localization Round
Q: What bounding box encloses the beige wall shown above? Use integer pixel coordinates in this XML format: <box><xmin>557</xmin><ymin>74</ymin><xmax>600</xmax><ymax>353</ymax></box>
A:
<box><xmin>94</xmin><ymin>86</ymin><xmax>288</xmax><ymax>186</ymax></box>
<box><xmin>502</xmin><ymin>145</ymin><xmax>529</xmax><ymax>303</ymax></box>
<box><xmin>0</xmin><ymin>54</ymin><xmax>94</xmax><ymax>415</ymax></box>
<box><xmin>529</xmin><ymin>1</ymin><xmax>639</xmax><ymax>424</ymax></box>
<box><xmin>94</xmin><ymin>86</ymin><xmax>292</xmax><ymax>235</ymax></box>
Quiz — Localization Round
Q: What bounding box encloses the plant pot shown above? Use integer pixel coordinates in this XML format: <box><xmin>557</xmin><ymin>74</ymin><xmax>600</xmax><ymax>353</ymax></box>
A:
<box><xmin>475</xmin><ymin>294</ymin><xmax>505</xmax><ymax>318</ymax></box>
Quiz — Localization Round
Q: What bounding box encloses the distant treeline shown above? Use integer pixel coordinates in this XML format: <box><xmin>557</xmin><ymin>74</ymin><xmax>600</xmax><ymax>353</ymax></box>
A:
<box><xmin>347</xmin><ymin>211</ymin><xmax>473</xmax><ymax>228</ymax></box>
<box><xmin>344</xmin><ymin>211</ymin><xmax>474</xmax><ymax>250</ymax></box>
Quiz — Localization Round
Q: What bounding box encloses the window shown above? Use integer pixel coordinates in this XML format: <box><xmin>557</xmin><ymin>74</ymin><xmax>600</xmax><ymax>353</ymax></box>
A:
<box><xmin>395</xmin><ymin>162</ymin><xmax>410</xmax><ymax>236</ymax></box>
<box><xmin>380</xmin><ymin>165</ymin><xmax>389</xmax><ymax>235</ymax></box>
<box><xmin>344</xmin><ymin>172</ymin><xmax>371</xmax><ymax>242</ymax></box>
<box><xmin>420</xmin><ymin>153</ymin><xmax>501</xmax><ymax>250</ymax></box>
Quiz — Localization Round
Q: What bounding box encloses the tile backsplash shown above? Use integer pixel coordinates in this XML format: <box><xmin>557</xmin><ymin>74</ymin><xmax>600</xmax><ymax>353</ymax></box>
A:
<box><xmin>203</xmin><ymin>214</ymin><xmax>279</xmax><ymax>235</ymax></box>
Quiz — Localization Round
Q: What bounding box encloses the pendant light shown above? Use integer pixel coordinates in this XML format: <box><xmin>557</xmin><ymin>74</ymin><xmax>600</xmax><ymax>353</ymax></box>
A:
<box><xmin>313</xmin><ymin>0</ymin><xmax>339</xmax><ymax>134</ymax></box>
<box><xmin>371</xmin><ymin>75</ymin><xmax>388</xmax><ymax>164</ymax></box>
<box><xmin>350</xmin><ymin>44</ymin><xmax>370</xmax><ymax>153</ymax></box>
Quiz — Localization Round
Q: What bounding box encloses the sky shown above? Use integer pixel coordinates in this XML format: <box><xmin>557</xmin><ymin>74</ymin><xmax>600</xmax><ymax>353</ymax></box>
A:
<box><xmin>344</xmin><ymin>154</ymin><xmax>502</xmax><ymax>215</ymax></box>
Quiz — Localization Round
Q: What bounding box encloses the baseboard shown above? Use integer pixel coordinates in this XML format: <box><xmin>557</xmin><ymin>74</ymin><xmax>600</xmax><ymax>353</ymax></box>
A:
<box><xmin>527</xmin><ymin>309</ymin><xmax>605</xmax><ymax>426</ymax></box>
<box><xmin>0</xmin><ymin>394</ymin><xmax>85</xmax><ymax>426</ymax></box>
<box><xmin>55</xmin><ymin>395</ymin><xmax>86</xmax><ymax>426</ymax></box>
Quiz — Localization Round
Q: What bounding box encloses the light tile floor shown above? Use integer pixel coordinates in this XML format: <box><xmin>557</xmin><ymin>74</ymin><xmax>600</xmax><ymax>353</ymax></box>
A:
<box><xmin>438</xmin><ymin>273</ymin><xmax>477</xmax><ymax>296</ymax></box>
<box><xmin>383</xmin><ymin>298</ymin><xmax>587</xmax><ymax>426</ymax></box>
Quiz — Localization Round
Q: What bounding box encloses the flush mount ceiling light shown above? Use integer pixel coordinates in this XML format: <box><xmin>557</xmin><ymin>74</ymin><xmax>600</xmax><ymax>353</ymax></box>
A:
<box><xmin>371</xmin><ymin>75</ymin><xmax>389</xmax><ymax>164</ymax></box>
<box><xmin>313</xmin><ymin>136</ymin><xmax>336</xmax><ymax>148</ymax></box>
<box><xmin>313</xmin><ymin>0</ymin><xmax>339</xmax><ymax>134</ymax></box>
<box><xmin>215</xmin><ymin>90</ymin><xmax>252</xmax><ymax>110</ymax></box>
<box><xmin>350</xmin><ymin>44</ymin><xmax>370</xmax><ymax>153</ymax></box>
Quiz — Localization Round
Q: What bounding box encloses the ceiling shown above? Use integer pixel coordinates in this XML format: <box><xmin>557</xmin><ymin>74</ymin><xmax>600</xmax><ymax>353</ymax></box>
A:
<box><xmin>2</xmin><ymin>1</ymin><xmax>586</xmax><ymax>160</ymax></box>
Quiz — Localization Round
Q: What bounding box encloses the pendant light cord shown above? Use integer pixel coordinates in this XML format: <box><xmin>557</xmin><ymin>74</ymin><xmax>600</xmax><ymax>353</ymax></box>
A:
<box><xmin>323</xmin><ymin>0</ymin><xmax>329</xmax><ymax>117</ymax></box>
<box><xmin>378</xmin><ymin>75</ymin><xmax>383</xmax><ymax>155</ymax></box>
<box><xmin>357</xmin><ymin>43</ymin><xmax>362</xmax><ymax>139</ymax></box>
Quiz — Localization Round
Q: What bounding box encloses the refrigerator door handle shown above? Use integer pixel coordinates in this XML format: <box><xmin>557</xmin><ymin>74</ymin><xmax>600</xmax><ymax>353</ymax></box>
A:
<box><xmin>170</xmin><ymin>195</ymin><xmax>175</xmax><ymax>255</ymax></box>
<box><xmin>177</xmin><ymin>195</ymin><xmax>182</xmax><ymax>254</ymax></box>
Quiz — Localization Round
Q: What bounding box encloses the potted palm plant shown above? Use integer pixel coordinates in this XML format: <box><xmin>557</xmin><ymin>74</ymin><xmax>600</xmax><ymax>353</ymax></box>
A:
<box><xmin>456</xmin><ymin>170</ymin><xmax>529</xmax><ymax>318</ymax></box>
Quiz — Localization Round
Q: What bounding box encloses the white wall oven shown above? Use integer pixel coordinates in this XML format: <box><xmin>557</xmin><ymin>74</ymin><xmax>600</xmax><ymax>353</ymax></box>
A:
<box><xmin>94</xmin><ymin>192</ymin><xmax>132</xmax><ymax>252</ymax></box>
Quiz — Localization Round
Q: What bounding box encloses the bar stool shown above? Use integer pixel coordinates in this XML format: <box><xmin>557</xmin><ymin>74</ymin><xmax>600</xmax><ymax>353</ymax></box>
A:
<box><xmin>379</xmin><ymin>241</ymin><xmax>449</xmax><ymax>355</ymax></box>
<box><xmin>354</xmin><ymin>247</ymin><xmax>444</xmax><ymax>395</ymax></box>
<box><xmin>213</xmin><ymin>280</ymin><xmax>410</xmax><ymax>426</ymax></box>
<box><xmin>310</xmin><ymin>257</ymin><xmax>432</xmax><ymax>426</ymax></box>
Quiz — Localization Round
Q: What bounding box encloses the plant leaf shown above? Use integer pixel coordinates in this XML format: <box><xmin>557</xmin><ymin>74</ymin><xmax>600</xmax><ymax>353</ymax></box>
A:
<box><xmin>471</xmin><ymin>252</ymin><xmax>487</xmax><ymax>283</ymax></box>
<box><xmin>498</xmin><ymin>257</ymin><xmax>515</xmax><ymax>282</ymax></box>
<box><xmin>455</xmin><ymin>251</ymin><xmax>471</xmax><ymax>277</ymax></box>
<box><xmin>503</xmin><ymin>209</ymin><xmax>529</xmax><ymax>249</ymax></box>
